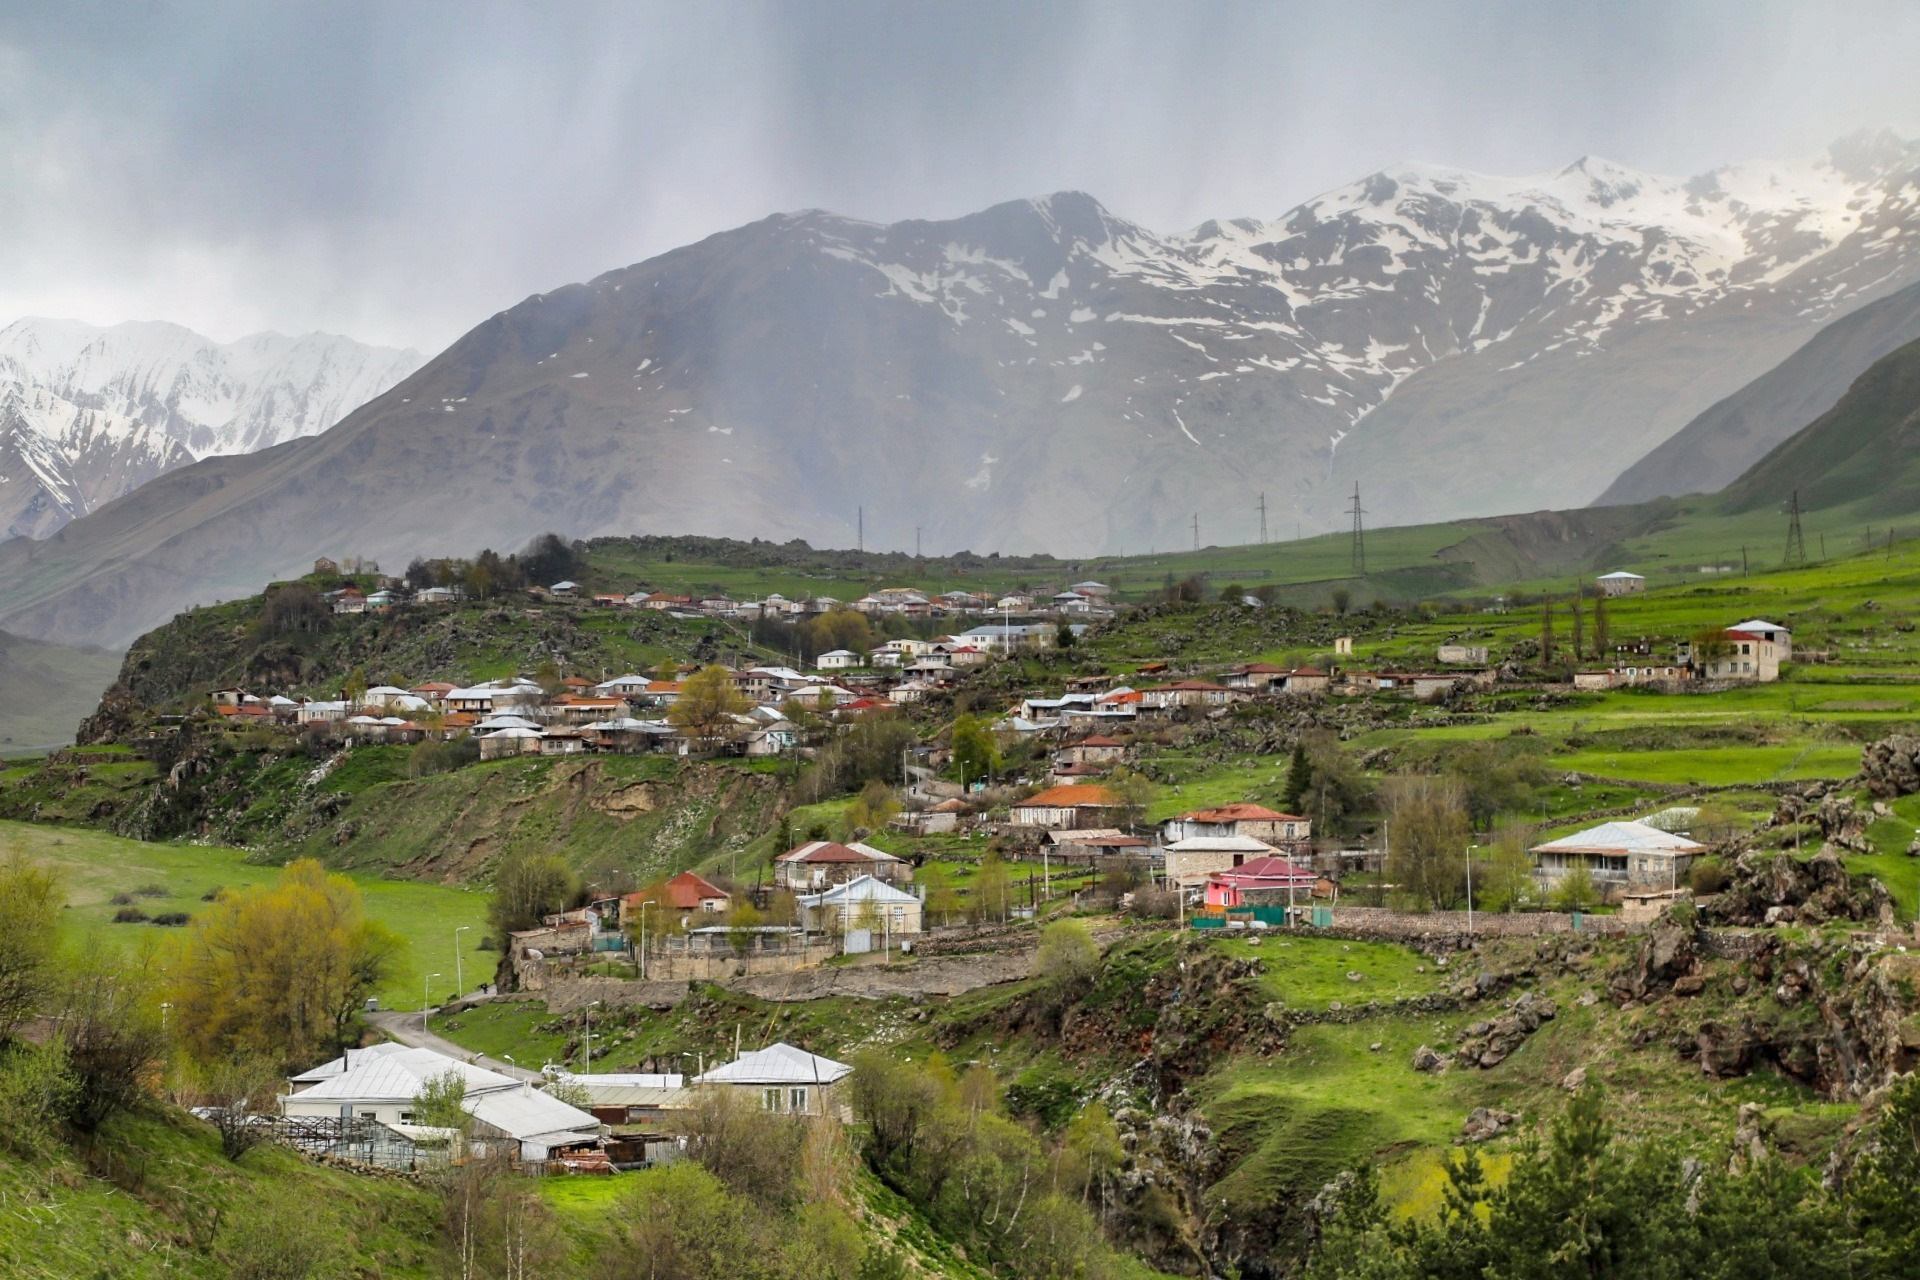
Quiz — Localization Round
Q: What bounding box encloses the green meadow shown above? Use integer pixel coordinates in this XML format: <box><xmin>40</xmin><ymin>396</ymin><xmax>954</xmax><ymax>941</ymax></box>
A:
<box><xmin>0</xmin><ymin>819</ymin><xmax>493</xmax><ymax>1009</ymax></box>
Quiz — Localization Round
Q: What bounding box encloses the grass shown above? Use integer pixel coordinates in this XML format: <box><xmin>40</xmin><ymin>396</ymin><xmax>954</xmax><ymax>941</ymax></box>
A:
<box><xmin>1211</xmin><ymin>935</ymin><xmax>1442</xmax><ymax>1009</ymax></box>
<box><xmin>0</xmin><ymin>819</ymin><xmax>493</xmax><ymax>1008</ymax></box>
<box><xmin>0</xmin><ymin>1106</ymin><xmax>438</xmax><ymax>1279</ymax></box>
<box><xmin>1547</xmin><ymin>743</ymin><xmax>1863</xmax><ymax>786</ymax></box>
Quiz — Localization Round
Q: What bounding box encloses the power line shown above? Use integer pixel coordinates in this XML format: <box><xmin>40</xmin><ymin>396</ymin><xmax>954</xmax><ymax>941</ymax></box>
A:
<box><xmin>1782</xmin><ymin>489</ymin><xmax>1806</xmax><ymax>567</ymax></box>
<box><xmin>1348</xmin><ymin>483</ymin><xmax>1367</xmax><ymax>577</ymax></box>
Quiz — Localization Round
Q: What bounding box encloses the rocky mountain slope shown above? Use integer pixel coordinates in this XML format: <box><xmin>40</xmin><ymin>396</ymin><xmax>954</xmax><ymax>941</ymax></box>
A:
<box><xmin>6</xmin><ymin>133</ymin><xmax>1920</xmax><ymax>647</ymax></box>
<box><xmin>1599</xmin><ymin>277</ymin><xmax>1920</xmax><ymax>505</ymax></box>
<box><xmin>0</xmin><ymin>318</ymin><xmax>419</xmax><ymax>539</ymax></box>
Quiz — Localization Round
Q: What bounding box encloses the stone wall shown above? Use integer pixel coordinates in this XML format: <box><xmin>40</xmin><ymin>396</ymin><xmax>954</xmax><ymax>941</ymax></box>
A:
<box><xmin>729</xmin><ymin>951</ymin><xmax>1033</xmax><ymax>1002</ymax></box>
<box><xmin>1315</xmin><ymin>906</ymin><xmax>1642</xmax><ymax>944</ymax></box>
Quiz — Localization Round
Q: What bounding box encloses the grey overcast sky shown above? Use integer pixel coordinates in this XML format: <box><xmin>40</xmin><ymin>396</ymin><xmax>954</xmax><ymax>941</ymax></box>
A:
<box><xmin>4</xmin><ymin>0</ymin><xmax>1919</xmax><ymax>353</ymax></box>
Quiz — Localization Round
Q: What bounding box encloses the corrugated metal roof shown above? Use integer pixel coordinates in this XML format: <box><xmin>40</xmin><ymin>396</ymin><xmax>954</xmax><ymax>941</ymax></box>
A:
<box><xmin>694</xmin><ymin>1042</ymin><xmax>851</xmax><ymax>1086</ymax></box>
<box><xmin>467</xmin><ymin>1086</ymin><xmax>599</xmax><ymax>1142</ymax></box>
<box><xmin>289</xmin><ymin>1041</ymin><xmax>411</xmax><ymax>1084</ymax></box>
<box><xmin>291</xmin><ymin>1046</ymin><xmax>519</xmax><ymax>1104</ymax></box>
<box><xmin>798</xmin><ymin>875</ymin><xmax>920</xmax><ymax>907</ymax></box>
<box><xmin>1531</xmin><ymin>821</ymin><xmax>1705</xmax><ymax>856</ymax></box>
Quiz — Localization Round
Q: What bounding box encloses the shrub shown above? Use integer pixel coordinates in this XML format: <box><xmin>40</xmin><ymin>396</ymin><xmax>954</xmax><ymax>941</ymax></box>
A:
<box><xmin>151</xmin><ymin>912</ymin><xmax>191</xmax><ymax>927</ymax></box>
<box><xmin>109</xmin><ymin>893</ymin><xmax>134</xmax><ymax>906</ymax></box>
<box><xmin>133</xmin><ymin>884</ymin><xmax>170</xmax><ymax>899</ymax></box>
<box><xmin>112</xmin><ymin>907</ymin><xmax>149</xmax><ymax>924</ymax></box>
<box><xmin>1689</xmin><ymin>858</ymin><xmax>1731</xmax><ymax>895</ymax></box>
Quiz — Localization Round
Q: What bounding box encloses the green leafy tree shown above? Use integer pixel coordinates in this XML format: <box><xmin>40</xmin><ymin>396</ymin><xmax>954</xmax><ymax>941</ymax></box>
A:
<box><xmin>848</xmin><ymin>779</ymin><xmax>900</xmax><ymax>835</ymax></box>
<box><xmin>950</xmin><ymin>714</ymin><xmax>998</xmax><ymax>788</ymax></box>
<box><xmin>669</xmin><ymin>665</ymin><xmax>753</xmax><ymax>746</ymax></box>
<box><xmin>1551</xmin><ymin>860</ymin><xmax>1599</xmax><ymax>913</ymax></box>
<box><xmin>0</xmin><ymin>853</ymin><xmax>61</xmax><ymax>1039</ymax></box>
<box><xmin>1281</xmin><ymin>741</ymin><xmax>1313</xmax><ymax>814</ymax></box>
<box><xmin>411</xmin><ymin>1067</ymin><xmax>472</xmax><ymax>1133</ymax></box>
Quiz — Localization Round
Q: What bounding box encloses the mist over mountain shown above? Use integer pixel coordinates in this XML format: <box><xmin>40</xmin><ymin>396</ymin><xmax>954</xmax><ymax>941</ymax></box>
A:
<box><xmin>5</xmin><ymin>132</ymin><xmax>1920</xmax><ymax>648</ymax></box>
<box><xmin>0</xmin><ymin>319</ymin><xmax>421</xmax><ymax>539</ymax></box>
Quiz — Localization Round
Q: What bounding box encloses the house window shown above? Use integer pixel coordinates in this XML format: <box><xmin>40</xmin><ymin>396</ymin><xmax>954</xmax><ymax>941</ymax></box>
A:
<box><xmin>400</xmin><ymin>1111</ymin><xmax>414</xmax><ymax>1123</ymax></box>
<box><xmin>789</xmin><ymin>1087</ymin><xmax>809</xmax><ymax>1112</ymax></box>
<box><xmin>763</xmin><ymin>1088</ymin><xmax>783</xmax><ymax>1111</ymax></box>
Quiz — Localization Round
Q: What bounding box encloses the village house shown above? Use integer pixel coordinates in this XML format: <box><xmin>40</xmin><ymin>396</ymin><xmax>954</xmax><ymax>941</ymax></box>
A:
<box><xmin>1529</xmin><ymin>820</ymin><xmax>1705</xmax><ymax>899</ymax></box>
<box><xmin>816</xmin><ymin>649</ymin><xmax>863</xmax><ymax>671</ymax></box>
<box><xmin>1681</xmin><ymin>623</ymin><xmax>1788</xmax><ymax>683</ymax></box>
<box><xmin>1204</xmin><ymin>856</ymin><xmax>1320</xmax><ymax>909</ymax></box>
<box><xmin>283</xmin><ymin>1044</ymin><xmax>602</xmax><ymax>1163</ymax></box>
<box><xmin>1008</xmin><ymin>783</ymin><xmax>1125</xmax><ymax>830</ymax></box>
<box><xmin>691</xmin><ymin>1043</ymin><xmax>851</xmax><ymax>1118</ymax></box>
<box><xmin>1161</xmin><ymin>803</ymin><xmax>1310</xmax><ymax>848</ymax></box>
<box><xmin>1596</xmin><ymin>571</ymin><xmax>1647</xmax><ymax>596</ymax></box>
<box><xmin>1163</xmin><ymin>834</ymin><xmax>1277</xmax><ymax>889</ymax></box>
<box><xmin>1140</xmin><ymin>679</ymin><xmax>1242</xmax><ymax>710</ymax></box>
<box><xmin>1054</xmin><ymin>734</ymin><xmax>1128</xmax><ymax>769</ymax></box>
<box><xmin>624</xmin><ymin>871</ymin><xmax>730</xmax><ymax>928</ymax></box>
<box><xmin>1436</xmin><ymin>644</ymin><xmax>1490</xmax><ymax>665</ymax></box>
<box><xmin>773</xmin><ymin>840</ymin><xmax>910</xmax><ymax>890</ymax></box>
<box><xmin>797</xmin><ymin>874</ymin><xmax>924</xmax><ymax>945</ymax></box>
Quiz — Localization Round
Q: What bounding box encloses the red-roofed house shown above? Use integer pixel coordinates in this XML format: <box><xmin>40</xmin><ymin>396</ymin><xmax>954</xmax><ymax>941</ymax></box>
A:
<box><xmin>1162</xmin><ymin>803</ymin><xmax>1310</xmax><ymax>847</ymax></box>
<box><xmin>1009</xmin><ymin>784</ymin><xmax>1125</xmax><ymax>830</ymax></box>
<box><xmin>623</xmin><ymin>871</ymin><xmax>731</xmax><ymax>927</ymax></box>
<box><xmin>1205</xmin><ymin>857</ymin><xmax>1321</xmax><ymax>909</ymax></box>
<box><xmin>773</xmin><ymin>841</ymin><xmax>909</xmax><ymax>890</ymax></box>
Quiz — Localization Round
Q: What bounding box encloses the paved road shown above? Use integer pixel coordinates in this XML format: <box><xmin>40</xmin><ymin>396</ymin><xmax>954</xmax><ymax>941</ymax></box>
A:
<box><xmin>367</xmin><ymin>1008</ymin><xmax>542</xmax><ymax>1081</ymax></box>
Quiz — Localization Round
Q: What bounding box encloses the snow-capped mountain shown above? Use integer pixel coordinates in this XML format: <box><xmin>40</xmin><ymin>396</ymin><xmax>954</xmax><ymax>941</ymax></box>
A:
<box><xmin>0</xmin><ymin>319</ymin><xmax>421</xmax><ymax>539</ymax></box>
<box><xmin>5</xmin><ymin>130</ymin><xmax>1920</xmax><ymax>648</ymax></box>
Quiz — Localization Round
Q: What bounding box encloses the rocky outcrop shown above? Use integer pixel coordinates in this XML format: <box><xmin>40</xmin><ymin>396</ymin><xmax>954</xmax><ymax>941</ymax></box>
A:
<box><xmin>1702</xmin><ymin>849</ymin><xmax>1894</xmax><ymax>928</ymax></box>
<box><xmin>1454</xmin><ymin>991</ymin><xmax>1558</xmax><ymax>1068</ymax></box>
<box><xmin>1461</xmin><ymin>1107</ymin><xmax>1517</xmax><ymax>1142</ymax></box>
<box><xmin>1611</xmin><ymin>918</ymin><xmax>1702</xmax><ymax>1002</ymax></box>
<box><xmin>1861</xmin><ymin>734</ymin><xmax>1920</xmax><ymax>800</ymax></box>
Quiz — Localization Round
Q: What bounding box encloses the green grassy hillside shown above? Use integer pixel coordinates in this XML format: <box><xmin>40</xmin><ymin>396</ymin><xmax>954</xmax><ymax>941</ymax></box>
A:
<box><xmin>0</xmin><ymin>629</ymin><xmax>123</xmax><ymax>754</ymax></box>
<box><xmin>0</xmin><ymin>1106</ymin><xmax>440</xmax><ymax>1280</ymax></box>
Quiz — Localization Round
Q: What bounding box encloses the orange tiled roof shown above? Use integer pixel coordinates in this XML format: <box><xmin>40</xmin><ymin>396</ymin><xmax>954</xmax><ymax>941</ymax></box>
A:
<box><xmin>1013</xmin><ymin>784</ymin><xmax>1121</xmax><ymax>809</ymax></box>
<box><xmin>1181</xmin><ymin>803</ymin><xmax>1305</xmax><ymax>823</ymax></box>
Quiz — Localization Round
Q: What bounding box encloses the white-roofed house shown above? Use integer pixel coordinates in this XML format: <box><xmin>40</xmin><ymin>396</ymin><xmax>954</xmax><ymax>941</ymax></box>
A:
<box><xmin>797</xmin><ymin>875</ymin><xmax>922</xmax><ymax>951</ymax></box>
<box><xmin>816</xmin><ymin>649</ymin><xmax>862</xmax><ymax>671</ymax></box>
<box><xmin>1529</xmin><ymin>820</ymin><xmax>1706</xmax><ymax>900</ymax></box>
<box><xmin>281</xmin><ymin>1043</ymin><xmax>601</xmax><ymax>1163</ymax></box>
<box><xmin>692</xmin><ymin>1042</ymin><xmax>852</xmax><ymax>1118</ymax></box>
<box><xmin>1596</xmin><ymin>571</ymin><xmax>1646</xmax><ymax>596</ymax></box>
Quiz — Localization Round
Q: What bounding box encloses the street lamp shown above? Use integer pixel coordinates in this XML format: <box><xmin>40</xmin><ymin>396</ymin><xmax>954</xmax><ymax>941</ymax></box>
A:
<box><xmin>582</xmin><ymin>1000</ymin><xmax>602</xmax><ymax>1076</ymax></box>
<box><xmin>453</xmin><ymin>926</ymin><xmax>469</xmax><ymax>996</ymax></box>
<box><xmin>680</xmin><ymin>1050</ymin><xmax>705</xmax><ymax>1078</ymax></box>
<box><xmin>423</xmin><ymin>973</ymin><xmax>442</xmax><ymax>1028</ymax></box>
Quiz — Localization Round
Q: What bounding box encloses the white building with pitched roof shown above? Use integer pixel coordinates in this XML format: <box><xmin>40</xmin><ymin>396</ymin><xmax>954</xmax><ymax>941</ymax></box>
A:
<box><xmin>283</xmin><ymin>1043</ymin><xmax>601</xmax><ymax>1161</ymax></box>
<box><xmin>693</xmin><ymin>1042</ymin><xmax>851</xmax><ymax>1117</ymax></box>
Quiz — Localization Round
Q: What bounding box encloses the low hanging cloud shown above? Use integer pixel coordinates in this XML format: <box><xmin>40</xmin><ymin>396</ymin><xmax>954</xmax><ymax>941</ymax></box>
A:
<box><xmin>2</xmin><ymin>0</ymin><xmax>1918</xmax><ymax>353</ymax></box>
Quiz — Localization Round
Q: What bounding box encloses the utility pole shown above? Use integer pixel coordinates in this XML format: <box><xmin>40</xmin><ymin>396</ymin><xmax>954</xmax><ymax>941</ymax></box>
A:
<box><xmin>1258</xmin><ymin>492</ymin><xmax>1268</xmax><ymax>545</ymax></box>
<box><xmin>1783</xmin><ymin>489</ymin><xmax>1807</xmax><ymax>567</ymax></box>
<box><xmin>1191</xmin><ymin>513</ymin><xmax>1200</xmax><ymax>552</ymax></box>
<box><xmin>1741</xmin><ymin>545</ymin><xmax>1748</xmax><ymax>576</ymax></box>
<box><xmin>858</xmin><ymin>506</ymin><xmax>864</xmax><ymax>553</ymax></box>
<box><xmin>1348</xmin><ymin>484</ymin><xmax>1367</xmax><ymax>577</ymax></box>
<box><xmin>915</xmin><ymin>526</ymin><xmax>921</xmax><ymax>558</ymax></box>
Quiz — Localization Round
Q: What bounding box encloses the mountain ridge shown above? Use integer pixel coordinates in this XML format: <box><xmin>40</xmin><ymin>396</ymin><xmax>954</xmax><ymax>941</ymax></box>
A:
<box><xmin>5</xmin><ymin>133</ymin><xmax>1920</xmax><ymax>646</ymax></box>
<box><xmin>0</xmin><ymin>317</ymin><xmax>421</xmax><ymax>539</ymax></box>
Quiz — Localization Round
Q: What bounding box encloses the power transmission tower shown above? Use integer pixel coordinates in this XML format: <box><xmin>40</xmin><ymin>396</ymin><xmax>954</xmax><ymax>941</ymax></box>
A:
<box><xmin>1191</xmin><ymin>513</ymin><xmax>1200</xmax><ymax>552</ymax></box>
<box><xmin>1257</xmin><ymin>492</ymin><xmax>1268</xmax><ymax>545</ymax></box>
<box><xmin>1782</xmin><ymin>489</ymin><xmax>1807</xmax><ymax>567</ymax></box>
<box><xmin>1348</xmin><ymin>483</ymin><xmax>1367</xmax><ymax>576</ymax></box>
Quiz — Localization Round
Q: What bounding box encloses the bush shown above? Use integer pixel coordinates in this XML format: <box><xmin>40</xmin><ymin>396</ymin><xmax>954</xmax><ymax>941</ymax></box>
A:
<box><xmin>151</xmin><ymin>912</ymin><xmax>191</xmax><ymax>927</ymax></box>
<box><xmin>1689</xmin><ymin>858</ymin><xmax>1731</xmax><ymax>895</ymax></box>
<box><xmin>133</xmin><ymin>884</ymin><xmax>170</xmax><ymax>899</ymax></box>
<box><xmin>109</xmin><ymin>893</ymin><xmax>134</xmax><ymax>906</ymax></box>
<box><xmin>112</xmin><ymin>907</ymin><xmax>149</xmax><ymax>924</ymax></box>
